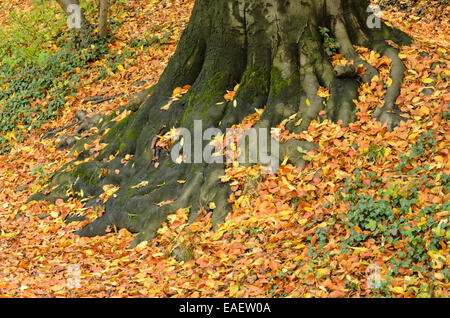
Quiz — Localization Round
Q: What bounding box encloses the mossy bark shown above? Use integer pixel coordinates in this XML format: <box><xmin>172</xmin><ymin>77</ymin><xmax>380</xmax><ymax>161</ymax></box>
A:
<box><xmin>42</xmin><ymin>0</ymin><xmax>410</xmax><ymax>247</ymax></box>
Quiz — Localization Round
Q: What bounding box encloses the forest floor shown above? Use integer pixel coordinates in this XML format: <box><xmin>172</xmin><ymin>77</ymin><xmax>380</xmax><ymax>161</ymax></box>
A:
<box><xmin>0</xmin><ymin>0</ymin><xmax>448</xmax><ymax>297</ymax></box>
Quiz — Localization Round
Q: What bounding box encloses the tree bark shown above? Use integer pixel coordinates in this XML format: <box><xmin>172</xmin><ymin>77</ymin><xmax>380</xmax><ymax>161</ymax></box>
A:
<box><xmin>98</xmin><ymin>0</ymin><xmax>109</xmax><ymax>38</ymax></box>
<box><xmin>41</xmin><ymin>0</ymin><xmax>411</xmax><ymax>247</ymax></box>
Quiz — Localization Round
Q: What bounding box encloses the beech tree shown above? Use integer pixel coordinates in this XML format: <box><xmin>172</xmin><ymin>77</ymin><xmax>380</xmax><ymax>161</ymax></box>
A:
<box><xmin>42</xmin><ymin>0</ymin><xmax>411</xmax><ymax>247</ymax></box>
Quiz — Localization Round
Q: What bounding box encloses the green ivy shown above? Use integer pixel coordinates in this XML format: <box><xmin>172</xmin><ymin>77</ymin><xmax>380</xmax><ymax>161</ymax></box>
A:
<box><xmin>0</xmin><ymin>40</ymin><xmax>109</xmax><ymax>153</ymax></box>
<box><xmin>338</xmin><ymin>131</ymin><xmax>447</xmax><ymax>276</ymax></box>
<box><xmin>318</xmin><ymin>27</ymin><xmax>341</xmax><ymax>58</ymax></box>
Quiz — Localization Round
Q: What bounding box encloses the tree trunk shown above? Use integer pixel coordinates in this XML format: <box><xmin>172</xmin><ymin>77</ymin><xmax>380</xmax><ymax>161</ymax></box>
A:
<box><xmin>43</xmin><ymin>0</ymin><xmax>411</xmax><ymax>247</ymax></box>
<box><xmin>98</xmin><ymin>0</ymin><xmax>109</xmax><ymax>38</ymax></box>
<box><xmin>56</xmin><ymin>0</ymin><xmax>93</xmax><ymax>47</ymax></box>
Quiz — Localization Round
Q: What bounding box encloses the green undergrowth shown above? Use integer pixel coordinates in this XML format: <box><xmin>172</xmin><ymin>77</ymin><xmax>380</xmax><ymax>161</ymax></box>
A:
<box><xmin>0</xmin><ymin>1</ymin><xmax>132</xmax><ymax>153</ymax></box>
<box><xmin>0</xmin><ymin>0</ymin><xmax>66</xmax><ymax>70</ymax></box>
<box><xmin>299</xmin><ymin>130</ymin><xmax>449</xmax><ymax>296</ymax></box>
<box><xmin>0</xmin><ymin>40</ymin><xmax>110</xmax><ymax>153</ymax></box>
<box><xmin>337</xmin><ymin>131</ymin><xmax>449</xmax><ymax>291</ymax></box>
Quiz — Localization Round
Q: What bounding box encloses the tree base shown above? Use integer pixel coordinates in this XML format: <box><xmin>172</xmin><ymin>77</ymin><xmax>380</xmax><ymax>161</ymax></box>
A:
<box><xmin>37</xmin><ymin>0</ymin><xmax>411</xmax><ymax>247</ymax></box>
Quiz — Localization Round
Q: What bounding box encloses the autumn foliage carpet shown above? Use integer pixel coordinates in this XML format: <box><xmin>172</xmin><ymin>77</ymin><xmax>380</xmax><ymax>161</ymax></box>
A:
<box><xmin>0</xmin><ymin>0</ymin><xmax>448</xmax><ymax>297</ymax></box>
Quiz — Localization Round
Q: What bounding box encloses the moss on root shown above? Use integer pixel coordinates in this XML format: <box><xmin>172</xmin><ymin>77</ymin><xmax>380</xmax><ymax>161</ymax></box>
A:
<box><xmin>237</xmin><ymin>67</ymin><xmax>270</xmax><ymax>104</ymax></box>
<box><xmin>181</xmin><ymin>72</ymin><xmax>230</xmax><ymax>125</ymax></box>
<box><xmin>269</xmin><ymin>67</ymin><xmax>294</xmax><ymax>99</ymax></box>
<box><xmin>72</xmin><ymin>162</ymin><xmax>102</xmax><ymax>186</ymax></box>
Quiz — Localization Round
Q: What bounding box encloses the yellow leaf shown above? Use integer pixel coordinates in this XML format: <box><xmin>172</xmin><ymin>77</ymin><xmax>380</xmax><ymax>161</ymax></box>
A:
<box><xmin>161</xmin><ymin>103</ymin><xmax>171</xmax><ymax>111</ymax></box>
<box><xmin>421</xmin><ymin>78</ymin><xmax>434</xmax><ymax>84</ymax></box>
<box><xmin>411</xmin><ymin>97</ymin><xmax>421</xmax><ymax>105</ymax></box>
<box><xmin>391</xmin><ymin>286</ymin><xmax>404</xmax><ymax>294</ymax></box>
<box><xmin>132</xmin><ymin>181</ymin><xmax>149</xmax><ymax>189</ymax></box>
<box><xmin>317</xmin><ymin>268</ymin><xmax>330</xmax><ymax>277</ymax></box>
<box><xmin>255</xmin><ymin>108</ymin><xmax>264</xmax><ymax>115</ymax></box>
<box><xmin>298</xmin><ymin>218</ymin><xmax>308</xmax><ymax>226</ymax></box>
<box><xmin>386</xmin><ymin>77</ymin><xmax>393</xmax><ymax>88</ymax></box>
<box><xmin>434</xmin><ymin>155</ymin><xmax>444</xmax><ymax>163</ymax></box>
<box><xmin>280</xmin><ymin>210</ymin><xmax>293</xmax><ymax>219</ymax></box>
<box><xmin>317</xmin><ymin>87</ymin><xmax>330</xmax><ymax>99</ymax></box>
<box><xmin>419</xmin><ymin>106</ymin><xmax>430</xmax><ymax>116</ymax></box>
<box><xmin>229</xmin><ymin>284</ymin><xmax>240</xmax><ymax>297</ymax></box>
<box><xmin>317</xmin><ymin>222</ymin><xmax>328</xmax><ymax>228</ymax></box>
<box><xmin>135</xmin><ymin>241</ymin><xmax>148</xmax><ymax>252</ymax></box>
<box><xmin>252</xmin><ymin>258</ymin><xmax>263</xmax><ymax>266</ymax></box>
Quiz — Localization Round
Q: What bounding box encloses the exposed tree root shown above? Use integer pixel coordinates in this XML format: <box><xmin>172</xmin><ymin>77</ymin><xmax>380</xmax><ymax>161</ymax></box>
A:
<box><xmin>371</xmin><ymin>41</ymin><xmax>410</xmax><ymax>130</ymax></box>
<box><xmin>36</xmin><ymin>0</ymin><xmax>412</xmax><ymax>247</ymax></box>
